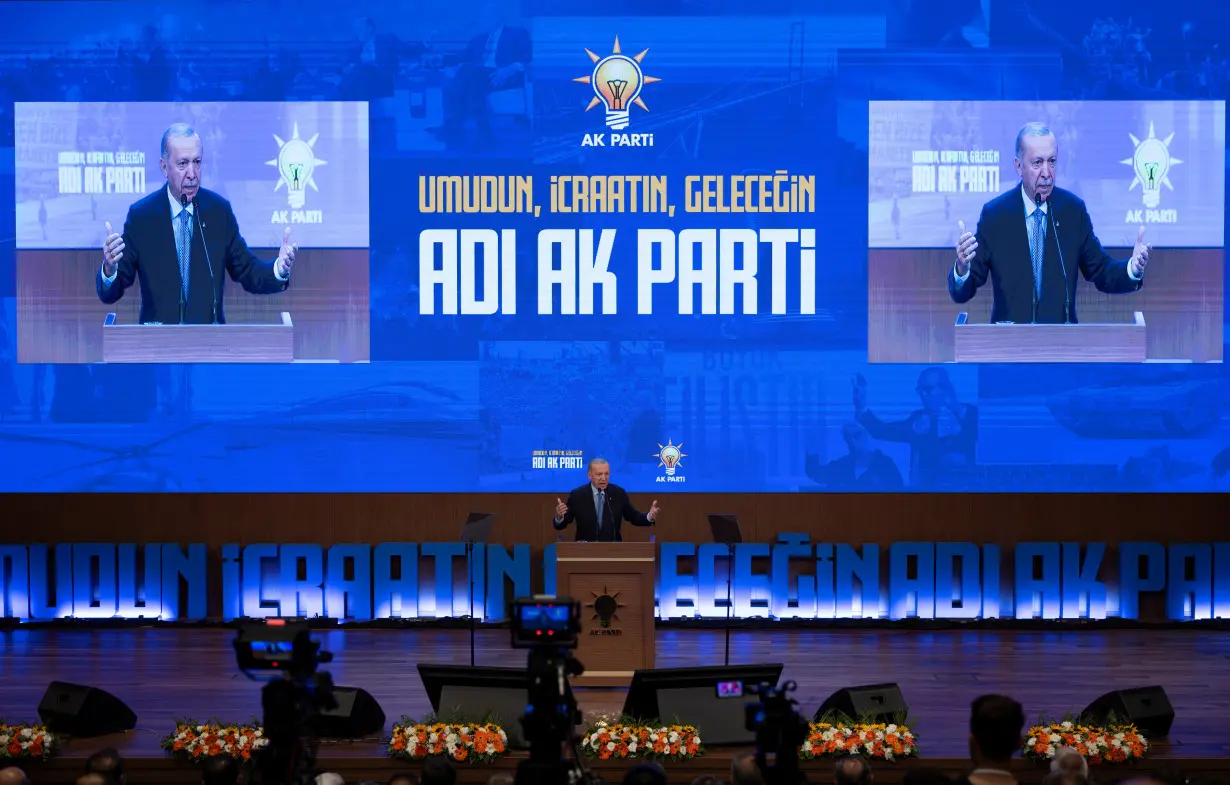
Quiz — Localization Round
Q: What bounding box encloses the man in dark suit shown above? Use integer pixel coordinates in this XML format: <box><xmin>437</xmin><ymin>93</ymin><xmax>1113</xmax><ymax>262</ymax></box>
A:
<box><xmin>430</xmin><ymin>2</ymin><xmax>533</xmax><ymax>143</ymax></box>
<box><xmin>98</xmin><ymin>123</ymin><xmax>295</xmax><ymax>325</ymax></box>
<box><xmin>552</xmin><ymin>458</ymin><xmax>660</xmax><ymax>542</ymax></box>
<box><xmin>949</xmin><ymin>121</ymin><xmax>1150</xmax><ymax>324</ymax></box>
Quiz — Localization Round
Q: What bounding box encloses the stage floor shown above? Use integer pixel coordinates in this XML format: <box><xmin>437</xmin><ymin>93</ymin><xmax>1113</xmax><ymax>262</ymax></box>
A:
<box><xmin>3</xmin><ymin>627</ymin><xmax>1229</xmax><ymax>761</ymax></box>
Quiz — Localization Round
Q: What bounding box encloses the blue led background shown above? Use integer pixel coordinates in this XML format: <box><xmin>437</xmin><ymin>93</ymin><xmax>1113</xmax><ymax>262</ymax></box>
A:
<box><xmin>0</xmin><ymin>0</ymin><xmax>1227</xmax><ymax>493</ymax></box>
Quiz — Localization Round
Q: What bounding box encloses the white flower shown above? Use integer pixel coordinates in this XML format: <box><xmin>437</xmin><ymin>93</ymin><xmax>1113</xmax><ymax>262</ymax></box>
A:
<box><xmin>1049</xmin><ymin>734</ymin><xmax>1061</xmax><ymax>743</ymax></box>
<box><xmin>1061</xmin><ymin>721</ymin><xmax>1073</xmax><ymax>729</ymax></box>
<box><xmin>802</xmin><ymin>742</ymin><xmax>812</xmax><ymax>753</ymax></box>
<box><xmin>628</xmin><ymin>742</ymin><xmax>637</xmax><ymax>752</ymax></box>
<box><xmin>606</xmin><ymin>741</ymin><xmax>616</xmax><ymax>751</ymax></box>
<box><xmin>197</xmin><ymin>725</ymin><xmax>205</xmax><ymax>732</ymax></box>
<box><xmin>692</xmin><ymin>736</ymin><xmax>701</xmax><ymax>747</ymax></box>
<box><xmin>1026</xmin><ymin>737</ymin><xmax>1036</xmax><ymax>746</ymax></box>
<box><xmin>886</xmin><ymin>724</ymin><xmax>898</xmax><ymax>733</ymax></box>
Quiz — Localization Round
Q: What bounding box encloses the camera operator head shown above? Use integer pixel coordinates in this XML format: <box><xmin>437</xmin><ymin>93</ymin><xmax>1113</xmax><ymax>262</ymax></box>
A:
<box><xmin>733</xmin><ymin>751</ymin><xmax>767</xmax><ymax>785</ymax></box>
<box><xmin>744</xmin><ymin>681</ymin><xmax>810</xmax><ymax>785</ymax></box>
<box><xmin>835</xmin><ymin>758</ymin><xmax>872</xmax><ymax>785</ymax></box>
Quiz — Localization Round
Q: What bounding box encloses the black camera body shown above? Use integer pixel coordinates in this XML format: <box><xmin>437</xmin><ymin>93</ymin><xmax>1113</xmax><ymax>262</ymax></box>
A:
<box><xmin>234</xmin><ymin>620</ymin><xmax>338</xmax><ymax>785</ymax></box>
<box><xmin>509</xmin><ymin>596</ymin><xmax>600</xmax><ymax>785</ymax></box>
<box><xmin>745</xmin><ymin>680</ymin><xmax>811</xmax><ymax>785</ymax></box>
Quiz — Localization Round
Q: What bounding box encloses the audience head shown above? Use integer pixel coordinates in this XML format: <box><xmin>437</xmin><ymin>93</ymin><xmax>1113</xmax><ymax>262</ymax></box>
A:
<box><xmin>1041</xmin><ymin>774</ymin><xmax>1088</xmax><ymax>785</ymax></box>
<box><xmin>421</xmin><ymin>756</ymin><xmax>456</xmax><ymax>785</ymax></box>
<box><xmin>78</xmin><ymin>776</ymin><xmax>109</xmax><ymax>785</ymax></box>
<box><xmin>86</xmin><ymin>748</ymin><xmax>126</xmax><ymax>784</ymax></box>
<box><xmin>732</xmin><ymin>751</ymin><xmax>766</xmax><ymax>785</ymax></box>
<box><xmin>201</xmin><ymin>754</ymin><xmax>240</xmax><ymax>785</ymax></box>
<box><xmin>487</xmin><ymin>776</ymin><xmax>515</xmax><ymax>785</ymax></box>
<box><xmin>0</xmin><ymin>768</ymin><xmax>29</xmax><ymax>785</ymax></box>
<box><xmin>835</xmin><ymin>757</ymin><xmax>872</xmax><ymax>785</ymax></box>
<box><xmin>691</xmin><ymin>777</ymin><xmax>726</xmax><ymax>785</ymax></box>
<box><xmin>968</xmin><ymin>694</ymin><xmax>1025</xmax><ymax>764</ymax></box>
<box><xmin>1050</xmin><ymin>747</ymin><xmax>1089</xmax><ymax>778</ymax></box>
<box><xmin>388</xmin><ymin>776</ymin><xmax>418</xmax><ymax>785</ymax></box>
<box><xmin>622</xmin><ymin>763</ymin><xmax>668</xmax><ymax>785</ymax></box>
<box><xmin>316</xmin><ymin>774</ymin><xmax>345</xmax><ymax>785</ymax></box>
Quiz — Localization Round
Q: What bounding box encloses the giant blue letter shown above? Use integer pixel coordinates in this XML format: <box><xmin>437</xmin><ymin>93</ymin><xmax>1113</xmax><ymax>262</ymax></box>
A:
<box><xmin>486</xmin><ymin>543</ymin><xmax>530</xmax><ymax>621</ymax></box>
<box><xmin>242</xmin><ymin>544</ymin><xmax>282</xmax><ymax>618</ymax></box>
<box><xmin>117</xmin><ymin>543</ymin><xmax>161</xmax><ymax>619</ymax></box>
<box><xmin>771</xmin><ymin>535</ymin><xmax>816</xmax><ymax>620</ymax></box>
<box><xmin>374</xmin><ymin>543</ymin><xmax>418</xmax><ymax>619</ymax></box>
<box><xmin>835</xmin><ymin>544</ymin><xmax>880</xmax><ymax>618</ymax></box>
<box><xmin>1119</xmin><ymin>542</ymin><xmax>1165</xmax><ymax>619</ymax></box>
<box><xmin>935</xmin><ymin>543</ymin><xmax>980</xmax><ymax>619</ymax></box>
<box><xmin>1014</xmin><ymin>543</ymin><xmax>1061</xmax><ymax>619</ymax></box>
<box><xmin>1061</xmin><ymin>543</ymin><xmax>1107</xmax><ymax>619</ymax></box>
<box><xmin>659</xmin><ymin>543</ymin><xmax>696</xmax><ymax>619</ymax></box>
<box><xmin>1167</xmin><ymin>544</ymin><xmax>1212</xmax><ymax>621</ymax></box>
<box><xmin>889</xmin><ymin>543</ymin><xmax>934</xmax><ymax>620</ymax></box>
<box><xmin>325</xmin><ymin>544</ymin><xmax>372</xmax><ymax>621</ymax></box>
<box><xmin>29</xmin><ymin>544</ymin><xmax>73</xmax><ymax>620</ymax></box>
<box><xmin>162</xmin><ymin>544</ymin><xmax>206</xmax><ymax>620</ymax></box>
<box><xmin>0</xmin><ymin>545</ymin><xmax>29</xmax><ymax>619</ymax></box>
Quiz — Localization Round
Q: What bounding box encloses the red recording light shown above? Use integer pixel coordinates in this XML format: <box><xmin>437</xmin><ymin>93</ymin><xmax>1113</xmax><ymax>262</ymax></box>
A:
<box><xmin>536</xmin><ymin>630</ymin><xmax>543</xmax><ymax>636</ymax></box>
<box><xmin>267</xmin><ymin>619</ymin><xmax>286</xmax><ymax>627</ymax></box>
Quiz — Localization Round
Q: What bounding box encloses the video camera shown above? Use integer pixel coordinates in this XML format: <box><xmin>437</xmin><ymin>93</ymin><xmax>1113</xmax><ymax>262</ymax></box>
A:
<box><xmin>234</xmin><ymin>619</ymin><xmax>338</xmax><ymax>785</ymax></box>
<box><xmin>509</xmin><ymin>596</ymin><xmax>600</xmax><ymax>785</ymax></box>
<box><xmin>744</xmin><ymin>680</ymin><xmax>811</xmax><ymax>785</ymax></box>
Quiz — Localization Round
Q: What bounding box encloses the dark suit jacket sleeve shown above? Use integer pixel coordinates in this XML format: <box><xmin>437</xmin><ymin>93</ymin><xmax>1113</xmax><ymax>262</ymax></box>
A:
<box><xmin>1074</xmin><ymin>200</ymin><xmax>1141</xmax><ymax>295</ymax></box>
<box><xmin>552</xmin><ymin>488</ymin><xmax>579</xmax><ymax>530</ymax></box>
<box><xmin>618</xmin><ymin>488</ymin><xmax>652</xmax><ymax>527</ymax></box>
<box><xmin>221</xmin><ymin>203</ymin><xmax>289</xmax><ymax>295</ymax></box>
<box><xmin>96</xmin><ymin>208</ymin><xmax>142</xmax><ymax>304</ymax></box>
<box><xmin>948</xmin><ymin>204</ymin><xmax>994</xmax><ymax>304</ymax></box>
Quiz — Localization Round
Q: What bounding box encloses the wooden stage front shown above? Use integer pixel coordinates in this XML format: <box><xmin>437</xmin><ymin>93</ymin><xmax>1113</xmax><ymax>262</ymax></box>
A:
<box><xmin>4</xmin><ymin>627</ymin><xmax>1229</xmax><ymax>783</ymax></box>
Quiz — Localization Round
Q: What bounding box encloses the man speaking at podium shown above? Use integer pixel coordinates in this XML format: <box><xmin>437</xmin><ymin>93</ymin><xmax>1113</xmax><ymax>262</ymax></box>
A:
<box><xmin>97</xmin><ymin>123</ymin><xmax>296</xmax><ymax>325</ymax></box>
<box><xmin>552</xmin><ymin>458</ymin><xmax>660</xmax><ymax>542</ymax></box>
<box><xmin>949</xmin><ymin>122</ymin><xmax>1150</xmax><ymax>324</ymax></box>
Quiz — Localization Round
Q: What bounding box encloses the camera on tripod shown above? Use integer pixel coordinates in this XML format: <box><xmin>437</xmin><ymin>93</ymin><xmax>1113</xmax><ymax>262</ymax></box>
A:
<box><xmin>509</xmin><ymin>596</ymin><xmax>600</xmax><ymax>785</ymax></box>
<box><xmin>744</xmin><ymin>680</ymin><xmax>811</xmax><ymax>785</ymax></box>
<box><xmin>234</xmin><ymin>619</ymin><xmax>338</xmax><ymax>785</ymax></box>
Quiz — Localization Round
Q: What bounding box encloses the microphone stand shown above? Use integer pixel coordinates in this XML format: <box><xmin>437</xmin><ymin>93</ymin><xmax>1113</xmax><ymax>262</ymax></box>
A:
<box><xmin>724</xmin><ymin>541</ymin><xmax>734</xmax><ymax>667</ymax></box>
<box><xmin>467</xmin><ymin>538</ymin><xmax>476</xmax><ymax>666</ymax></box>
<box><xmin>1045</xmin><ymin>196</ymin><xmax>1070</xmax><ymax>324</ymax></box>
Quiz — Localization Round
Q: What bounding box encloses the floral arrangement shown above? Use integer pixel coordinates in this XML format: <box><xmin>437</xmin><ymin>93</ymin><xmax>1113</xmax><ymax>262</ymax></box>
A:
<box><xmin>800</xmin><ymin>722</ymin><xmax>919</xmax><ymax>760</ymax></box>
<box><xmin>161</xmin><ymin>721</ymin><xmax>268</xmax><ymax>762</ymax></box>
<box><xmin>388</xmin><ymin>718</ymin><xmax>508</xmax><ymax>764</ymax></box>
<box><xmin>0</xmin><ymin>722</ymin><xmax>55</xmax><ymax>761</ymax></box>
<box><xmin>1023</xmin><ymin>719</ymin><xmax>1148</xmax><ymax>764</ymax></box>
<box><xmin>580</xmin><ymin>718</ymin><xmax>702</xmax><ymax>761</ymax></box>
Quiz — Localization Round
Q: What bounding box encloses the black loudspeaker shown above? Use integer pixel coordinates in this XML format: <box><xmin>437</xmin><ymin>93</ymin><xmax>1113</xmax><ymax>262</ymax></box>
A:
<box><xmin>315</xmin><ymin>687</ymin><xmax>386</xmax><ymax>738</ymax></box>
<box><xmin>1082</xmin><ymin>686</ymin><xmax>1174</xmax><ymax>737</ymax></box>
<box><xmin>814</xmin><ymin>683</ymin><xmax>908</xmax><ymax>724</ymax></box>
<box><xmin>38</xmin><ymin>681</ymin><xmax>137</xmax><ymax>738</ymax></box>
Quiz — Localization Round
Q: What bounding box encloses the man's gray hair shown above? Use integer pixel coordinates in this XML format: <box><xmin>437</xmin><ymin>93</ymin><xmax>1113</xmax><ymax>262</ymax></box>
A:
<box><xmin>161</xmin><ymin>122</ymin><xmax>199</xmax><ymax>160</ymax></box>
<box><xmin>1015</xmin><ymin>121</ymin><xmax>1054</xmax><ymax>160</ymax></box>
<box><xmin>1050</xmin><ymin>746</ymin><xmax>1089</xmax><ymax>777</ymax></box>
<box><xmin>834</xmin><ymin>756</ymin><xmax>872</xmax><ymax>785</ymax></box>
<box><xmin>587</xmin><ymin>457</ymin><xmax>609</xmax><ymax>471</ymax></box>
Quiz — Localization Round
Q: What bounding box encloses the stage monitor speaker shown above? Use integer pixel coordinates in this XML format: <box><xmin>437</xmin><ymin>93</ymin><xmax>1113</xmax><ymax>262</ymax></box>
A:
<box><xmin>417</xmin><ymin>664</ymin><xmax>532</xmax><ymax>749</ymax></box>
<box><xmin>315</xmin><ymin>686</ymin><xmax>387</xmax><ymax>738</ymax></box>
<box><xmin>814</xmin><ymin>683</ymin><xmax>907</xmax><ymax>724</ymax></box>
<box><xmin>621</xmin><ymin>664</ymin><xmax>785</xmax><ymax>746</ymax></box>
<box><xmin>1082</xmin><ymin>686</ymin><xmax>1174</xmax><ymax>737</ymax></box>
<box><xmin>37</xmin><ymin>681</ymin><xmax>137</xmax><ymax>738</ymax></box>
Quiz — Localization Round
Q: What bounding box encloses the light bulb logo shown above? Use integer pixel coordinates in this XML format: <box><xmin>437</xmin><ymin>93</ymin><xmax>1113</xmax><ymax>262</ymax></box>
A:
<box><xmin>654</xmin><ymin>440</ymin><xmax>686</xmax><ymax>477</ymax></box>
<box><xmin>573</xmin><ymin>36</ymin><xmax>661</xmax><ymax>131</ymax></box>
<box><xmin>266</xmin><ymin>122</ymin><xmax>327</xmax><ymax>210</ymax></box>
<box><xmin>1120</xmin><ymin>121</ymin><xmax>1181</xmax><ymax>210</ymax></box>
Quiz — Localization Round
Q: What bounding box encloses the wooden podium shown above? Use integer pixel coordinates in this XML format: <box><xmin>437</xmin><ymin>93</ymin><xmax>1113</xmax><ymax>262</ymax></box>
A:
<box><xmin>555</xmin><ymin>542</ymin><xmax>655</xmax><ymax>688</ymax></box>
<box><xmin>954</xmin><ymin>311</ymin><xmax>1146</xmax><ymax>363</ymax></box>
<box><xmin>102</xmin><ymin>312</ymin><xmax>295</xmax><ymax>363</ymax></box>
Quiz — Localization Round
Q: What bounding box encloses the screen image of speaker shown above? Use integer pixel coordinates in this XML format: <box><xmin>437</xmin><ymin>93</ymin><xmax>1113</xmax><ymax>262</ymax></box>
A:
<box><xmin>315</xmin><ymin>686</ymin><xmax>387</xmax><ymax>738</ymax></box>
<box><xmin>814</xmin><ymin>683</ymin><xmax>908</xmax><ymax>724</ymax></box>
<box><xmin>37</xmin><ymin>681</ymin><xmax>137</xmax><ymax>738</ymax></box>
<box><xmin>1082</xmin><ymin>686</ymin><xmax>1174</xmax><ymax>737</ymax></box>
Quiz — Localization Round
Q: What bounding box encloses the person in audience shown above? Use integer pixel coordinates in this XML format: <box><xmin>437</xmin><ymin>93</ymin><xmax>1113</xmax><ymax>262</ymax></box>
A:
<box><xmin>202</xmin><ymin>754</ymin><xmax>239</xmax><ymax>785</ymax></box>
<box><xmin>1050</xmin><ymin>747</ymin><xmax>1089</xmax><ymax>779</ymax></box>
<box><xmin>835</xmin><ymin>757</ymin><xmax>873</xmax><ymax>785</ymax></box>
<box><xmin>805</xmin><ymin>420</ymin><xmax>904</xmax><ymax>490</ymax></box>
<box><xmin>316</xmin><ymin>774</ymin><xmax>345</xmax><ymax>785</ymax></box>
<box><xmin>488</xmin><ymin>775</ymin><xmax>515</xmax><ymax>785</ymax></box>
<box><xmin>958</xmin><ymin>694</ymin><xmax>1025</xmax><ymax>785</ymax></box>
<box><xmin>623</xmin><ymin>763</ymin><xmax>668</xmax><ymax>785</ymax></box>
<box><xmin>421</xmin><ymin>756</ymin><xmax>456</xmax><ymax>785</ymax></box>
<box><xmin>732</xmin><ymin>751</ymin><xmax>767</xmax><ymax>785</ymax></box>
<box><xmin>0</xmin><ymin>767</ymin><xmax>29</xmax><ymax>785</ymax></box>
<box><xmin>691</xmin><ymin>776</ymin><xmax>727</xmax><ymax>785</ymax></box>
<box><xmin>78</xmin><ymin>776</ymin><xmax>109</xmax><ymax>785</ymax></box>
<box><xmin>388</xmin><ymin>776</ymin><xmax>418</xmax><ymax>785</ymax></box>
<box><xmin>86</xmin><ymin>748</ymin><xmax>126</xmax><ymax>784</ymax></box>
<box><xmin>1041</xmin><ymin>774</ymin><xmax>1088</xmax><ymax>785</ymax></box>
